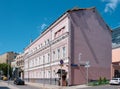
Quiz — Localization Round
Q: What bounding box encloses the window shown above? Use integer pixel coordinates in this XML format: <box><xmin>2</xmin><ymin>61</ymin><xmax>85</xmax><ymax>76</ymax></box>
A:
<box><xmin>43</xmin><ymin>55</ymin><xmax>45</xmax><ymax>64</ymax></box>
<box><xmin>35</xmin><ymin>58</ymin><xmax>37</xmax><ymax>66</ymax></box>
<box><xmin>47</xmin><ymin>39</ymin><xmax>50</xmax><ymax>44</ymax></box>
<box><xmin>48</xmin><ymin>70</ymin><xmax>51</xmax><ymax>78</ymax></box>
<box><xmin>39</xmin><ymin>45</ymin><xmax>41</xmax><ymax>49</ymax></box>
<box><xmin>57</xmin><ymin>49</ymin><xmax>60</xmax><ymax>59</ymax></box>
<box><xmin>37</xmin><ymin>57</ymin><xmax>39</xmax><ymax>65</ymax></box>
<box><xmin>54</xmin><ymin>27</ymin><xmax>65</xmax><ymax>38</ymax></box>
<box><xmin>41</xmin><ymin>43</ymin><xmax>42</xmax><ymax>47</ymax></box>
<box><xmin>32</xmin><ymin>60</ymin><xmax>34</xmax><ymax>67</ymax></box>
<box><xmin>45</xmin><ymin>41</ymin><xmax>46</xmax><ymax>45</ymax></box>
<box><xmin>53</xmin><ymin>51</ymin><xmax>55</xmax><ymax>61</ymax></box>
<box><xmin>63</xmin><ymin>47</ymin><xmax>66</xmax><ymax>57</ymax></box>
<box><xmin>48</xmin><ymin>53</ymin><xmax>50</xmax><ymax>63</ymax></box>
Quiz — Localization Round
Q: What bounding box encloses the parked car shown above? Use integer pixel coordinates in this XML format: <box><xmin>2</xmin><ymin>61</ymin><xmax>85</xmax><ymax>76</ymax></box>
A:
<box><xmin>109</xmin><ymin>78</ymin><xmax>120</xmax><ymax>85</ymax></box>
<box><xmin>14</xmin><ymin>78</ymin><xmax>25</xmax><ymax>85</ymax></box>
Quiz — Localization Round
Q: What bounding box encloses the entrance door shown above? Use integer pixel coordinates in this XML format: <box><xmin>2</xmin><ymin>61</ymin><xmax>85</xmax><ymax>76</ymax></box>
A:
<box><xmin>114</xmin><ymin>70</ymin><xmax>120</xmax><ymax>78</ymax></box>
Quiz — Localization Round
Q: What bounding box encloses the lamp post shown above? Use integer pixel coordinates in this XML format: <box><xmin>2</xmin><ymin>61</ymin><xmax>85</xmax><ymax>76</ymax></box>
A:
<box><xmin>7</xmin><ymin>60</ymin><xmax>10</xmax><ymax>85</ymax></box>
<box><xmin>60</xmin><ymin>59</ymin><xmax>64</xmax><ymax>87</ymax></box>
<box><xmin>27</xmin><ymin>60</ymin><xmax>29</xmax><ymax>82</ymax></box>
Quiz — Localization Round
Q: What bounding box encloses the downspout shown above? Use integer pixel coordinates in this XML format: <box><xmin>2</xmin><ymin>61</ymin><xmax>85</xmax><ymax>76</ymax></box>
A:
<box><xmin>67</xmin><ymin>12</ymin><xmax>72</xmax><ymax>86</ymax></box>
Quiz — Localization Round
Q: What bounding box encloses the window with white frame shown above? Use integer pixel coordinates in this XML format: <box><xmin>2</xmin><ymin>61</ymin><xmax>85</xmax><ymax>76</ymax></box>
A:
<box><xmin>35</xmin><ymin>58</ymin><xmax>37</xmax><ymax>66</ymax></box>
<box><xmin>44</xmin><ymin>54</ymin><xmax>47</xmax><ymax>63</ymax></box>
<box><xmin>47</xmin><ymin>39</ymin><xmax>50</xmax><ymax>44</ymax></box>
<box><xmin>48</xmin><ymin>70</ymin><xmax>51</xmax><ymax>78</ymax></box>
<box><xmin>38</xmin><ymin>45</ymin><xmax>41</xmax><ymax>49</ymax></box>
<box><xmin>48</xmin><ymin>53</ymin><xmax>50</xmax><ymax>63</ymax></box>
<box><xmin>39</xmin><ymin>56</ymin><xmax>41</xmax><ymax>65</ymax></box>
<box><xmin>39</xmin><ymin>70</ymin><xmax>41</xmax><ymax>78</ymax></box>
<box><xmin>43</xmin><ymin>55</ymin><xmax>45</xmax><ymax>64</ymax></box>
<box><xmin>41</xmin><ymin>43</ymin><xmax>42</xmax><ymax>47</ymax></box>
<box><xmin>37</xmin><ymin>57</ymin><xmax>39</xmax><ymax>65</ymax></box>
<box><xmin>57</xmin><ymin>49</ymin><xmax>60</xmax><ymax>59</ymax></box>
<box><xmin>53</xmin><ymin>51</ymin><xmax>55</xmax><ymax>61</ymax></box>
<box><xmin>62</xmin><ymin>46</ymin><xmax>66</xmax><ymax>58</ymax></box>
<box><xmin>32</xmin><ymin>60</ymin><xmax>34</xmax><ymax>67</ymax></box>
<box><xmin>45</xmin><ymin>41</ymin><xmax>46</xmax><ymax>45</ymax></box>
<box><xmin>29</xmin><ymin>60</ymin><xmax>31</xmax><ymax>67</ymax></box>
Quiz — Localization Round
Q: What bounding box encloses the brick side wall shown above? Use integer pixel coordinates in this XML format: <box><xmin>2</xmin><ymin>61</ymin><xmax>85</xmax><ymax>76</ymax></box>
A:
<box><xmin>69</xmin><ymin>8</ymin><xmax>111</xmax><ymax>85</ymax></box>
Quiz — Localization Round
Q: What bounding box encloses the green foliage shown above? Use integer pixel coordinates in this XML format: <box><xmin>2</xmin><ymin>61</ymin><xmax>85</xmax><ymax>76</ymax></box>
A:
<box><xmin>98</xmin><ymin>77</ymin><xmax>102</xmax><ymax>85</ymax></box>
<box><xmin>103</xmin><ymin>77</ymin><xmax>107</xmax><ymax>84</ymax></box>
<box><xmin>0</xmin><ymin>63</ymin><xmax>12</xmax><ymax>77</ymax></box>
<box><xmin>88</xmin><ymin>77</ymin><xmax>109</xmax><ymax>86</ymax></box>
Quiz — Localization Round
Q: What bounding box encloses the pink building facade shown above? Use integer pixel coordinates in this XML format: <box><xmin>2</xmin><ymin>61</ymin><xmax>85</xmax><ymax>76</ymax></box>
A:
<box><xmin>112</xmin><ymin>27</ymin><xmax>120</xmax><ymax>78</ymax></box>
<box><xmin>24</xmin><ymin>7</ymin><xmax>111</xmax><ymax>85</ymax></box>
<box><xmin>112</xmin><ymin>47</ymin><xmax>120</xmax><ymax>78</ymax></box>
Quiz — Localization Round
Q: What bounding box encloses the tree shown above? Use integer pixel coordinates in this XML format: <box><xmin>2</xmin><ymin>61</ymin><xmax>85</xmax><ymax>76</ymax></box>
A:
<box><xmin>0</xmin><ymin>63</ymin><xmax>12</xmax><ymax>77</ymax></box>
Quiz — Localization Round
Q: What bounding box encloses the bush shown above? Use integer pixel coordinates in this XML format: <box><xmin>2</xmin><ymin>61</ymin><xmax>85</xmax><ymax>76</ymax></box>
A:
<box><xmin>88</xmin><ymin>77</ymin><xmax>109</xmax><ymax>86</ymax></box>
<box><xmin>103</xmin><ymin>77</ymin><xmax>107</xmax><ymax>84</ymax></box>
<box><xmin>98</xmin><ymin>77</ymin><xmax>102</xmax><ymax>85</ymax></box>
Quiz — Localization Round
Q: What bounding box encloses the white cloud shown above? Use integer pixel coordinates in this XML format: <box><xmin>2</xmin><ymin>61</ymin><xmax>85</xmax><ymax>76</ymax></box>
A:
<box><xmin>102</xmin><ymin>0</ymin><xmax>120</xmax><ymax>13</ymax></box>
<box><xmin>37</xmin><ymin>17</ymin><xmax>49</xmax><ymax>34</ymax></box>
<box><xmin>41</xmin><ymin>23</ymin><xmax>47</xmax><ymax>30</ymax></box>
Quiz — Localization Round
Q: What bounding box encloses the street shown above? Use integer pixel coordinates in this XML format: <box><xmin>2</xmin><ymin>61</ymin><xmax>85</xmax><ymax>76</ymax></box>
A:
<box><xmin>1</xmin><ymin>80</ymin><xmax>120</xmax><ymax>89</ymax></box>
<box><xmin>8</xmin><ymin>81</ymin><xmax>41</xmax><ymax>89</ymax></box>
<box><xmin>82</xmin><ymin>85</ymin><xmax>120</xmax><ymax>89</ymax></box>
<box><xmin>0</xmin><ymin>80</ymin><xmax>41</xmax><ymax>89</ymax></box>
<box><xmin>0</xmin><ymin>87</ymin><xmax>9</xmax><ymax>89</ymax></box>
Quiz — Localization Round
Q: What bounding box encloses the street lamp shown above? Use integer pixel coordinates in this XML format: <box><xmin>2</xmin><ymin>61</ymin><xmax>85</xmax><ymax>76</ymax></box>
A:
<box><xmin>7</xmin><ymin>60</ymin><xmax>11</xmax><ymax>85</ymax></box>
<box><xmin>60</xmin><ymin>59</ymin><xmax>64</xmax><ymax>87</ymax></box>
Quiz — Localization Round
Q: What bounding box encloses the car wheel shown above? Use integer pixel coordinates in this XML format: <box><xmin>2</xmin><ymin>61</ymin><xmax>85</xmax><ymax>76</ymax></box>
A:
<box><xmin>16</xmin><ymin>82</ymin><xmax>19</xmax><ymax>85</ymax></box>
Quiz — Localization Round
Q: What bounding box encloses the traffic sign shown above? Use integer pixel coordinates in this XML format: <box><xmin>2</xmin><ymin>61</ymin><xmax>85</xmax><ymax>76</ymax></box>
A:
<box><xmin>60</xmin><ymin>59</ymin><xmax>64</xmax><ymax>65</ymax></box>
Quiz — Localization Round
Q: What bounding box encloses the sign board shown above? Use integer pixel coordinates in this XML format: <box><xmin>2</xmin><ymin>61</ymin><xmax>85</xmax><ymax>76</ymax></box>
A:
<box><xmin>60</xmin><ymin>59</ymin><xmax>64</xmax><ymax>66</ymax></box>
<box><xmin>71</xmin><ymin>64</ymin><xmax>78</xmax><ymax>67</ymax></box>
<box><xmin>85</xmin><ymin>65</ymin><xmax>90</xmax><ymax>68</ymax></box>
<box><xmin>85</xmin><ymin>61</ymin><xmax>90</xmax><ymax>68</ymax></box>
<box><xmin>60</xmin><ymin>59</ymin><xmax>64</xmax><ymax>65</ymax></box>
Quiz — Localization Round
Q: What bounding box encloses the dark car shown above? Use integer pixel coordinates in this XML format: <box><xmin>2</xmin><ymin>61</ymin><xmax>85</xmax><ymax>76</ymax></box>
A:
<box><xmin>14</xmin><ymin>78</ymin><xmax>25</xmax><ymax>85</ymax></box>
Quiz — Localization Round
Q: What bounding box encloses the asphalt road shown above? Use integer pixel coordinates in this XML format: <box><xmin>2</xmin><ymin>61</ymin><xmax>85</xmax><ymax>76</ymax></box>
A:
<box><xmin>4</xmin><ymin>81</ymin><xmax>41</xmax><ymax>89</ymax></box>
<box><xmin>81</xmin><ymin>85</ymin><xmax>120</xmax><ymax>89</ymax></box>
<box><xmin>1</xmin><ymin>80</ymin><xmax>120</xmax><ymax>89</ymax></box>
<box><xmin>0</xmin><ymin>87</ymin><xmax>10</xmax><ymax>89</ymax></box>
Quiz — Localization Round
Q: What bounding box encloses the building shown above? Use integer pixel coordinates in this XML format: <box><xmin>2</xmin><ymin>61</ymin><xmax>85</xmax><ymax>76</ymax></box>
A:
<box><xmin>112</xmin><ymin>27</ymin><xmax>120</xmax><ymax>78</ymax></box>
<box><xmin>12</xmin><ymin>53</ymin><xmax>24</xmax><ymax>79</ymax></box>
<box><xmin>24</xmin><ymin>7</ymin><xmax>111</xmax><ymax>85</ymax></box>
<box><xmin>0</xmin><ymin>51</ymin><xmax>18</xmax><ymax>64</ymax></box>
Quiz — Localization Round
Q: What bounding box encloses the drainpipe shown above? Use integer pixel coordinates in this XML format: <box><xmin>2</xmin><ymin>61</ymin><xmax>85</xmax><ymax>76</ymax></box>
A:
<box><xmin>67</xmin><ymin>13</ymin><xmax>72</xmax><ymax>86</ymax></box>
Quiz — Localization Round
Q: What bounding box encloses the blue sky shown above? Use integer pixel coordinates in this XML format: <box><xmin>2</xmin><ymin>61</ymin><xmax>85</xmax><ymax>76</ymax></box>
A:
<box><xmin>0</xmin><ymin>0</ymin><xmax>120</xmax><ymax>54</ymax></box>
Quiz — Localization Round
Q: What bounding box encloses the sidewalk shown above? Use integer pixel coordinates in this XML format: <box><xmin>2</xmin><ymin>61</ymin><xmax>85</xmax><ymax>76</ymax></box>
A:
<box><xmin>25</xmin><ymin>82</ymin><xmax>90</xmax><ymax>89</ymax></box>
<box><xmin>0</xmin><ymin>80</ymin><xmax>19</xmax><ymax>89</ymax></box>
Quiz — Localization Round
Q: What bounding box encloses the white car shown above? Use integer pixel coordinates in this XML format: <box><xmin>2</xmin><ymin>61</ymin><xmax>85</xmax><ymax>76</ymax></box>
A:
<box><xmin>109</xmin><ymin>78</ymin><xmax>120</xmax><ymax>85</ymax></box>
